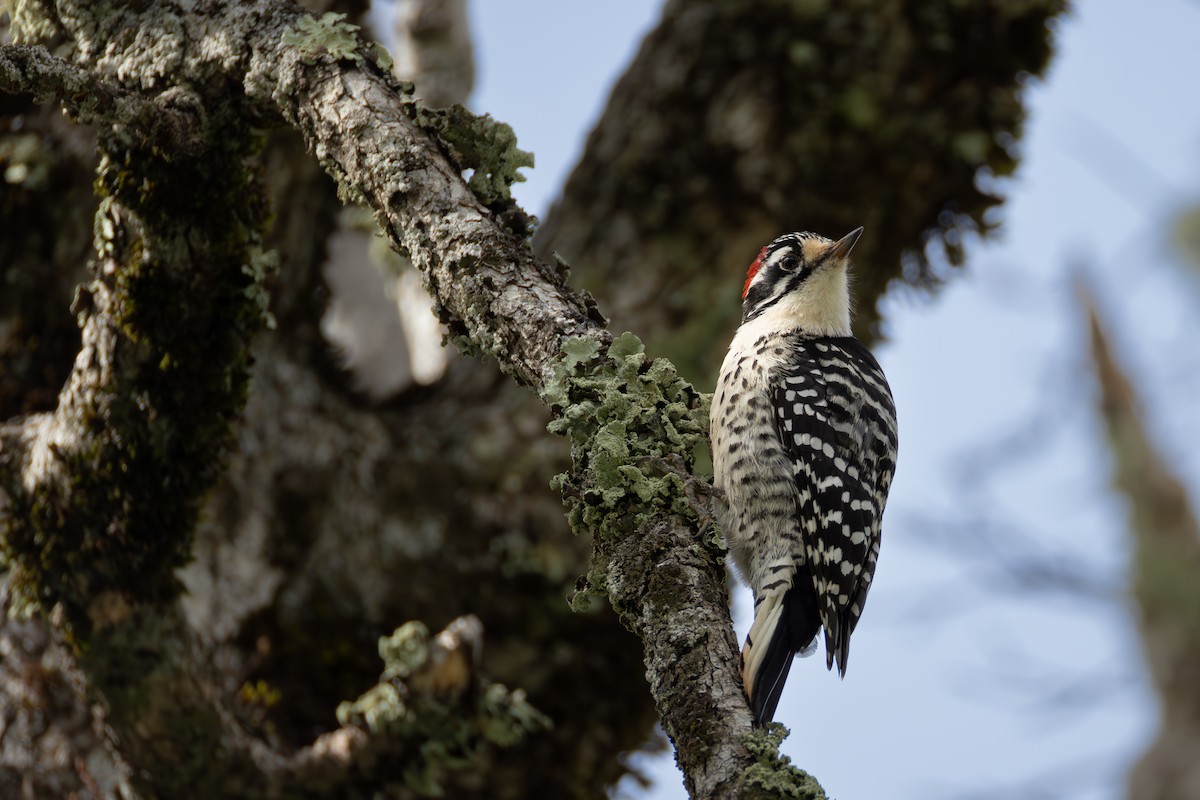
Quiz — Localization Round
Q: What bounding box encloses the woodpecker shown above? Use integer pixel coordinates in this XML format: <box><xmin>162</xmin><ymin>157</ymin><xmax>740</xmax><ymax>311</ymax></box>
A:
<box><xmin>710</xmin><ymin>228</ymin><xmax>897</xmax><ymax>726</ymax></box>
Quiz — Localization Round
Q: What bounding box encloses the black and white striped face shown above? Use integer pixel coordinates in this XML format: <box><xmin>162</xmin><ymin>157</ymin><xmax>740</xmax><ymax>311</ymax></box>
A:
<box><xmin>741</xmin><ymin>228</ymin><xmax>863</xmax><ymax>330</ymax></box>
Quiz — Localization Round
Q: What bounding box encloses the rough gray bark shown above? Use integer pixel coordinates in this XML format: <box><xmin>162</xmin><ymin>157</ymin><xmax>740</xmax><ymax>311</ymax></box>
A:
<box><xmin>0</xmin><ymin>0</ymin><xmax>1067</xmax><ymax>798</ymax></box>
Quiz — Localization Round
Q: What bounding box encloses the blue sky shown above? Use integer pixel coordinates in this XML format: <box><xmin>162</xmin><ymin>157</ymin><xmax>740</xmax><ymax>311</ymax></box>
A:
<box><xmin>377</xmin><ymin>1</ymin><xmax>1200</xmax><ymax>797</ymax></box>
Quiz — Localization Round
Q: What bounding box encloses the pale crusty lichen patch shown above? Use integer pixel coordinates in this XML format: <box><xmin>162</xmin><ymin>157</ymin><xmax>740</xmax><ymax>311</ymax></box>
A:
<box><xmin>737</xmin><ymin>725</ymin><xmax>828</xmax><ymax>800</ymax></box>
<box><xmin>542</xmin><ymin>332</ymin><xmax>711</xmax><ymax>610</ymax></box>
<box><xmin>336</xmin><ymin>619</ymin><xmax>550</xmax><ymax>796</ymax></box>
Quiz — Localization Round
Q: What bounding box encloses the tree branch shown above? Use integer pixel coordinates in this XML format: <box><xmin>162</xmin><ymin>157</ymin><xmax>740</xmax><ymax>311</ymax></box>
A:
<box><xmin>253</xmin><ymin>9</ymin><xmax>789</xmax><ymax>795</ymax></box>
<box><xmin>1</xmin><ymin>28</ymin><xmax>273</xmax><ymax>794</ymax></box>
<box><xmin>0</xmin><ymin>43</ymin><xmax>208</xmax><ymax>155</ymax></box>
<box><xmin>266</xmin><ymin>615</ymin><xmax>548</xmax><ymax>797</ymax></box>
<box><xmin>260</xmin><ymin>15</ymin><xmax>602</xmax><ymax>390</ymax></box>
<box><xmin>0</xmin><ymin>15</ymin><xmax>381</xmax><ymax>798</ymax></box>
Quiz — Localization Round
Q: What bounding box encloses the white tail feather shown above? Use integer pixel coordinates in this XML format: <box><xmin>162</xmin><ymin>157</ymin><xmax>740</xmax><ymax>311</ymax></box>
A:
<box><xmin>741</xmin><ymin>592</ymin><xmax>784</xmax><ymax>698</ymax></box>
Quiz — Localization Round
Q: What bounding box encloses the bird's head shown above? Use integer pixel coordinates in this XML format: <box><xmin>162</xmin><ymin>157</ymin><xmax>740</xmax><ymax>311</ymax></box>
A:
<box><xmin>740</xmin><ymin>227</ymin><xmax>863</xmax><ymax>335</ymax></box>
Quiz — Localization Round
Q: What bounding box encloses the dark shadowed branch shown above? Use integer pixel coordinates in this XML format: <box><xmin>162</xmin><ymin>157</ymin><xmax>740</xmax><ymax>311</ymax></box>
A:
<box><xmin>0</xmin><ymin>43</ymin><xmax>208</xmax><ymax>153</ymax></box>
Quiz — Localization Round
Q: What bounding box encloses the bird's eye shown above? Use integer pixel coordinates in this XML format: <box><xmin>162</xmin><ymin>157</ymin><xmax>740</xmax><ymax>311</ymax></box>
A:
<box><xmin>779</xmin><ymin>255</ymin><xmax>799</xmax><ymax>272</ymax></box>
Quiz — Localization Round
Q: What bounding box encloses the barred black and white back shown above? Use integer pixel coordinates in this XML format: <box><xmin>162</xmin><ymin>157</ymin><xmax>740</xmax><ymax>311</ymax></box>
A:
<box><xmin>710</xmin><ymin>229</ymin><xmax>897</xmax><ymax>726</ymax></box>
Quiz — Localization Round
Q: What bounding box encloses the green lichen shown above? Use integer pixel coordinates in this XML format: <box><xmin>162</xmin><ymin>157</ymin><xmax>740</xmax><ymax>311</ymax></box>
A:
<box><xmin>415</xmin><ymin>104</ymin><xmax>534</xmax><ymax>207</ymax></box>
<box><xmin>371</xmin><ymin>42</ymin><xmax>394</xmax><ymax>73</ymax></box>
<box><xmin>737</xmin><ymin>725</ymin><xmax>828</xmax><ymax>800</ymax></box>
<box><xmin>336</xmin><ymin>621</ymin><xmax>551</xmax><ymax>797</ymax></box>
<box><xmin>281</xmin><ymin>13</ymin><xmax>534</xmax><ymax>231</ymax></box>
<box><xmin>281</xmin><ymin>12</ymin><xmax>389</xmax><ymax>70</ymax></box>
<box><xmin>543</xmin><ymin>333</ymin><xmax>713</xmax><ymax>608</ymax></box>
<box><xmin>378</xmin><ymin>620</ymin><xmax>434</xmax><ymax>682</ymax></box>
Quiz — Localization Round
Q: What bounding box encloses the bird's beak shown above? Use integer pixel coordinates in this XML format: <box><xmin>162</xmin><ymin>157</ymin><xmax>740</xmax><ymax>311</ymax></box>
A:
<box><xmin>827</xmin><ymin>227</ymin><xmax>864</xmax><ymax>261</ymax></box>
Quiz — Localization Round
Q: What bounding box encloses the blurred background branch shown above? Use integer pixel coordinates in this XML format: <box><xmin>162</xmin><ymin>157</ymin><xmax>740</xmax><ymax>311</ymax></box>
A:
<box><xmin>1080</xmin><ymin>284</ymin><xmax>1200</xmax><ymax>800</ymax></box>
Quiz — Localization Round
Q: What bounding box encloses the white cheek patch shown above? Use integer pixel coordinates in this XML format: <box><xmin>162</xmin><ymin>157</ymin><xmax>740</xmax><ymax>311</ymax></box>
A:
<box><xmin>752</xmin><ymin>264</ymin><xmax>852</xmax><ymax>338</ymax></box>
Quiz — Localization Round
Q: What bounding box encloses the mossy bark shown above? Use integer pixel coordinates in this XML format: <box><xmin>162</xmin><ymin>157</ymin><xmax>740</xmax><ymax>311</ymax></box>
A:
<box><xmin>2</xmin><ymin>110</ymin><xmax>272</xmax><ymax>796</ymax></box>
